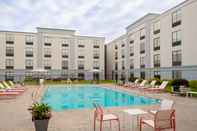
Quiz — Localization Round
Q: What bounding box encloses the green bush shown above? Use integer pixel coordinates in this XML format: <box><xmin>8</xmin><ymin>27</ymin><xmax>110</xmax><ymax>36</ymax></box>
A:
<box><xmin>189</xmin><ymin>80</ymin><xmax>197</xmax><ymax>91</ymax></box>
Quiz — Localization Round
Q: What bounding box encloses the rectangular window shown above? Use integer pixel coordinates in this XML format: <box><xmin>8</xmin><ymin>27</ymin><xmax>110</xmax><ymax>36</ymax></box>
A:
<box><xmin>154</xmin><ymin>71</ymin><xmax>160</xmax><ymax>79</ymax></box>
<box><xmin>93</xmin><ymin>50</ymin><xmax>99</xmax><ymax>59</ymax></box>
<box><xmin>140</xmin><ymin>28</ymin><xmax>145</xmax><ymax>40</ymax></box>
<box><xmin>115</xmin><ymin>52</ymin><xmax>118</xmax><ymax>60</ymax></box>
<box><xmin>130</xmin><ymin>59</ymin><xmax>134</xmax><ymax>69</ymax></box>
<box><xmin>78</xmin><ymin>44</ymin><xmax>85</xmax><ymax>48</ymax></box>
<box><xmin>115</xmin><ymin>62</ymin><xmax>118</xmax><ymax>70</ymax></box>
<box><xmin>140</xmin><ymin>56</ymin><xmax>145</xmax><ymax>68</ymax></box>
<box><xmin>93</xmin><ymin>61</ymin><xmax>100</xmax><ymax>70</ymax></box>
<box><xmin>44</xmin><ymin>48</ymin><xmax>51</xmax><ymax>58</ymax></box>
<box><xmin>122</xmin><ymin>61</ymin><xmax>125</xmax><ymax>70</ymax></box>
<box><xmin>25</xmin><ymin>59</ymin><xmax>33</xmax><ymax>70</ymax></box>
<box><xmin>130</xmin><ymin>40</ymin><xmax>134</xmax><ymax>44</ymax></box>
<box><xmin>172</xmin><ymin>50</ymin><xmax>182</xmax><ymax>66</ymax></box>
<box><xmin>6</xmin><ymin>46</ymin><xmax>14</xmax><ymax>56</ymax></box>
<box><xmin>6</xmin><ymin>59</ymin><xmax>14</xmax><ymax>69</ymax></box>
<box><xmin>153</xmin><ymin>37</ymin><xmax>160</xmax><ymax>51</ymax></box>
<box><xmin>6</xmin><ymin>34</ymin><xmax>14</xmax><ymax>44</ymax></box>
<box><xmin>130</xmin><ymin>46</ymin><xmax>134</xmax><ymax>56</ymax></box>
<box><xmin>121</xmin><ymin>49</ymin><xmax>125</xmax><ymax>58</ymax></box>
<box><xmin>172</xmin><ymin>10</ymin><xmax>181</xmax><ymax>27</ymax></box>
<box><xmin>172</xmin><ymin>30</ymin><xmax>181</xmax><ymax>46</ymax></box>
<box><xmin>62</xmin><ymin>60</ymin><xmax>68</xmax><ymax>70</ymax></box>
<box><xmin>115</xmin><ymin>45</ymin><xmax>118</xmax><ymax>50</ymax></box>
<box><xmin>78</xmin><ymin>60</ymin><xmax>85</xmax><ymax>70</ymax></box>
<box><xmin>44</xmin><ymin>37</ymin><xmax>52</xmax><ymax>46</ymax></box>
<box><xmin>25</xmin><ymin>47</ymin><xmax>33</xmax><ymax>57</ymax></box>
<box><xmin>62</xmin><ymin>49</ymin><xmax>69</xmax><ymax>58</ymax></box>
<box><xmin>78</xmin><ymin>73</ymin><xmax>85</xmax><ymax>80</ymax></box>
<box><xmin>154</xmin><ymin>54</ymin><xmax>160</xmax><ymax>67</ymax></box>
<box><xmin>153</xmin><ymin>21</ymin><xmax>160</xmax><ymax>34</ymax></box>
<box><xmin>62</xmin><ymin>44</ymin><xmax>69</xmax><ymax>47</ymax></box>
<box><xmin>44</xmin><ymin>59</ymin><xmax>51</xmax><ymax>70</ymax></box>
<box><xmin>78</xmin><ymin>56</ymin><xmax>85</xmax><ymax>59</ymax></box>
<box><xmin>93</xmin><ymin>45</ymin><xmax>100</xmax><ymax>48</ymax></box>
<box><xmin>172</xmin><ymin>70</ymin><xmax>182</xmax><ymax>79</ymax></box>
<box><xmin>140</xmin><ymin>43</ymin><xmax>145</xmax><ymax>54</ymax></box>
<box><xmin>25</xmin><ymin>35</ymin><xmax>34</xmax><ymax>45</ymax></box>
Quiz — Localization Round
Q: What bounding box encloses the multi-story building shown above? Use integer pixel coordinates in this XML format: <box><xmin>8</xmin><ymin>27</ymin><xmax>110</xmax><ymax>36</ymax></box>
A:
<box><xmin>106</xmin><ymin>0</ymin><xmax>197</xmax><ymax>80</ymax></box>
<box><xmin>0</xmin><ymin>27</ymin><xmax>105</xmax><ymax>81</ymax></box>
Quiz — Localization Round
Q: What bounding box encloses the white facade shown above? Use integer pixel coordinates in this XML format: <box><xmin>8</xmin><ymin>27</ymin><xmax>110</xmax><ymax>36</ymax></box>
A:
<box><xmin>0</xmin><ymin>28</ymin><xmax>105</xmax><ymax>81</ymax></box>
<box><xmin>106</xmin><ymin>0</ymin><xmax>197</xmax><ymax>80</ymax></box>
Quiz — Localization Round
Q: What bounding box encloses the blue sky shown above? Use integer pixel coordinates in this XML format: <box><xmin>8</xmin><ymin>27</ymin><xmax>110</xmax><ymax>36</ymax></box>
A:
<box><xmin>0</xmin><ymin>0</ymin><xmax>185</xmax><ymax>42</ymax></box>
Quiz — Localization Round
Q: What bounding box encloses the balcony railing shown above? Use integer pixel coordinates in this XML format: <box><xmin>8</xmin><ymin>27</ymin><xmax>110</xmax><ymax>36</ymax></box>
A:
<box><xmin>172</xmin><ymin>41</ymin><xmax>181</xmax><ymax>47</ymax></box>
<box><xmin>172</xmin><ymin>20</ymin><xmax>181</xmax><ymax>27</ymax></box>
<box><xmin>172</xmin><ymin>61</ymin><xmax>182</xmax><ymax>66</ymax></box>
<box><xmin>154</xmin><ymin>46</ymin><xmax>160</xmax><ymax>51</ymax></box>
<box><xmin>153</xmin><ymin>29</ymin><xmax>160</xmax><ymax>35</ymax></box>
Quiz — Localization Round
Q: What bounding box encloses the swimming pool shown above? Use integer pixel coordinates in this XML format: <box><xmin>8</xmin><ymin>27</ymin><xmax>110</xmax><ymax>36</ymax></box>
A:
<box><xmin>41</xmin><ymin>85</ymin><xmax>159</xmax><ymax>111</ymax></box>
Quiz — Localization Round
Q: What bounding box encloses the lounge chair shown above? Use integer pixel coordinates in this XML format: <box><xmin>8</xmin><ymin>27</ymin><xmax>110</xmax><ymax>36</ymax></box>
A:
<box><xmin>0</xmin><ymin>83</ymin><xmax>24</xmax><ymax>93</ymax></box>
<box><xmin>149</xmin><ymin>99</ymin><xmax>174</xmax><ymax>114</ymax></box>
<box><xmin>93</xmin><ymin>103</ymin><xmax>120</xmax><ymax>131</ymax></box>
<box><xmin>144</xmin><ymin>81</ymin><xmax>169</xmax><ymax>92</ymax></box>
<box><xmin>140</xmin><ymin>109</ymin><xmax>176</xmax><ymax>131</ymax></box>
<box><xmin>124</xmin><ymin>79</ymin><xmax>139</xmax><ymax>88</ymax></box>
<box><xmin>132</xmin><ymin>80</ymin><xmax>147</xmax><ymax>89</ymax></box>
<box><xmin>0</xmin><ymin>91</ymin><xmax>20</xmax><ymax>96</ymax></box>
<box><xmin>1</xmin><ymin>81</ymin><xmax>25</xmax><ymax>92</ymax></box>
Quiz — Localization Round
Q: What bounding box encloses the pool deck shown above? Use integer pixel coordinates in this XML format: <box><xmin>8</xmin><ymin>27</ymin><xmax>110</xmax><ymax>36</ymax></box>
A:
<box><xmin>0</xmin><ymin>84</ymin><xmax>197</xmax><ymax>131</ymax></box>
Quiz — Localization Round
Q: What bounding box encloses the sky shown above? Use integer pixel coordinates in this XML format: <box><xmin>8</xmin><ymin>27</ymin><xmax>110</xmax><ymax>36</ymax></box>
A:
<box><xmin>0</xmin><ymin>0</ymin><xmax>185</xmax><ymax>42</ymax></box>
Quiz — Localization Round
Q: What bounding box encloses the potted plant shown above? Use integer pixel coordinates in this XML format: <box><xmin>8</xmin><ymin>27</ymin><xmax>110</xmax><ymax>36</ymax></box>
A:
<box><xmin>29</xmin><ymin>103</ymin><xmax>51</xmax><ymax>131</ymax></box>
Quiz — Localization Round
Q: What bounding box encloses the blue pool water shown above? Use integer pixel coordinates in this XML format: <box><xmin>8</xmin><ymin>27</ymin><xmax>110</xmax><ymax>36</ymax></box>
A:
<box><xmin>41</xmin><ymin>85</ymin><xmax>159</xmax><ymax>111</ymax></box>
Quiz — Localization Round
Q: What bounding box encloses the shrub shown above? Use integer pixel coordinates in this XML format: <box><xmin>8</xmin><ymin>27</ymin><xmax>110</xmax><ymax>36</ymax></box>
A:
<box><xmin>171</xmin><ymin>79</ymin><xmax>189</xmax><ymax>87</ymax></box>
<box><xmin>189</xmin><ymin>80</ymin><xmax>197</xmax><ymax>90</ymax></box>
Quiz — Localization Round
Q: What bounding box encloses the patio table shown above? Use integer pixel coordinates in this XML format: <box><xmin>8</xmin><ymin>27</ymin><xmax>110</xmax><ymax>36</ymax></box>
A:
<box><xmin>123</xmin><ymin>109</ymin><xmax>147</xmax><ymax>131</ymax></box>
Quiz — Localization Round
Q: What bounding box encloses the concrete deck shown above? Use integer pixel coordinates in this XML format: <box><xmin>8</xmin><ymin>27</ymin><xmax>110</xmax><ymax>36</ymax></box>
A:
<box><xmin>0</xmin><ymin>84</ymin><xmax>197</xmax><ymax>131</ymax></box>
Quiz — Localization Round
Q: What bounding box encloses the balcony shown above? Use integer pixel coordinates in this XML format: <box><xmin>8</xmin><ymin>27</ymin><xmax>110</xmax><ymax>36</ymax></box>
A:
<box><xmin>172</xmin><ymin>20</ymin><xmax>181</xmax><ymax>28</ymax></box>
<box><xmin>140</xmin><ymin>50</ymin><xmax>145</xmax><ymax>54</ymax></box>
<box><xmin>154</xmin><ymin>46</ymin><xmax>160</xmax><ymax>51</ymax></box>
<box><xmin>44</xmin><ymin>66</ymin><xmax>51</xmax><ymax>70</ymax></box>
<box><xmin>140</xmin><ymin>64</ymin><xmax>145</xmax><ymax>68</ymax></box>
<box><xmin>26</xmin><ymin>42</ymin><xmax>33</xmax><ymax>45</ymax></box>
<box><xmin>6</xmin><ymin>66</ymin><xmax>14</xmax><ymax>69</ymax></box>
<box><xmin>172</xmin><ymin>41</ymin><xmax>181</xmax><ymax>47</ymax></box>
<box><xmin>130</xmin><ymin>53</ymin><xmax>134</xmax><ymax>57</ymax></box>
<box><xmin>78</xmin><ymin>56</ymin><xmax>85</xmax><ymax>59</ymax></box>
<box><xmin>154</xmin><ymin>63</ymin><xmax>160</xmax><ymax>68</ymax></box>
<box><xmin>6</xmin><ymin>41</ymin><xmax>14</xmax><ymax>44</ymax></box>
<box><xmin>78</xmin><ymin>66</ymin><xmax>84</xmax><ymax>70</ymax></box>
<box><xmin>140</xmin><ymin>36</ymin><xmax>145</xmax><ymax>40</ymax></box>
<box><xmin>153</xmin><ymin>29</ymin><xmax>160</xmax><ymax>35</ymax></box>
<box><xmin>44</xmin><ymin>54</ymin><xmax>51</xmax><ymax>58</ymax></box>
<box><xmin>26</xmin><ymin>66</ymin><xmax>33</xmax><ymax>70</ymax></box>
<box><xmin>44</xmin><ymin>43</ymin><xmax>51</xmax><ymax>46</ymax></box>
<box><xmin>6</xmin><ymin>53</ymin><xmax>14</xmax><ymax>57</ymax></box>
<box><xmin>172</xmin><ymin>61</ymin><xmax>182</xmax><ymax>66</ymax></box>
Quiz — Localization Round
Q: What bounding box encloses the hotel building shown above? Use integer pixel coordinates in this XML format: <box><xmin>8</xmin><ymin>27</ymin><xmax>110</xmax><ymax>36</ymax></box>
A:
<box><xmin>0</xmin><ymin>28</ymin><xmax>105</xmax><ymax>81</ymax></box>
<box><xmin>106</xmin><ymin>0</ymin><xmax>197</xmax><ymax>80</ymax></box>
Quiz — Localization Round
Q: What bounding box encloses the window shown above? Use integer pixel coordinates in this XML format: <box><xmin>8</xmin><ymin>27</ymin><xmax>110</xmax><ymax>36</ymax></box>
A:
<box><xmin>6</xmin><ymin>34</ymin><xmax>14</xmax><ymax>44</ymax></box>
<box><xmin>121</xmin><ymin>44</ymin><xmax>125</xmax><ymax>47</ymax></box>
<box><xmin>140</xmin><ymin>43</ymin><xmax>145</xmax><ymax>54</ymax></box>
<box><xmin>78</xmin><ymin>60</ymin><xmax>85</xmax><ymax>70</ymax></box>
<box><xmin>130</xmin><ymin>59</ymin><xmax>134</xmax><ymax>69</ymax></box>
<box><xmin>121</xmin><ymin>49</ymin><xmax>125</xmax><ymax>58</ymax></box>
<box><xmin>62</xmin><ymin>39</ymin><xmax>69</xmax><ymax>47</ymax></box>
<box><xmin>93</xmin><ymin>61</ymin><xmax>100</xmax><ymax>69</ymax></box>
<box><xmin>62</xmin><ymin>49</ymin><xmax>69</xmax><ymax>58</ymax></box>
<box><xmin>44</xmin><ymin>48</ymin><xmax>51</xmax><ymax>57</ymax></box>
<box><xmin>25</xmin><ymin>47</ymin><xmax>33</xmax><ymax>57</ymax></box>
<box><xmin>153</xmin><ymin>37</ymin><xmax>160</xmax><ymax>51</ymax></box>
<box><xmin>62</xmin><ymin>60</ymin><xmax>68</xmax><ymax>70</ymax></box>
<box><xmin>78</xmin><ymin>73</ymin><xmax>85</xmax><ymax>80</ymax></box>
<box><xmin>6</xmin><ymin>46</ymin><xmax>14</xmax><ymax>56</ymax></box>
<box><xmin>115</xmin><ymin>62</ymin><xmax>118</xmax><ymax>70</ymax></box>
<box><xmin>62</xmin><ymin>44</ymin><xmax>69</xmax><ymax>47</ymax></box>
<box><xmin>140</xmin><ymin>28</ymin><xmax>145</xmax><ymax>40</ymax></box>
<box><xmin>172</xmin><ymin>70</ymin><xmax>182</xmax><ymax>79</ymax></box>
<box><xmin>153</xmin><ymin>21</ymin><xmax>160</xmax><ymax>34</ymax></box>
<box><xmin>93</xmin><ymin>45</ymin><xmax>100</xmax><ymax>48</ymax></box>
<box><xmin>122</xmin><ymin>60</ymin><xmax>125</xmax><ymax>70</ymax></box>
<box><xmin>25</xmin><ymin>59</ymin><xmax>33</xmax><ymax>69</ymax></box>
<box><xmin>172</xmin><ymin>10</ymin><xmax>181</xmax><ymax>27</ymax></box>
<box><xmin>44</xmin><ymin>37</ymin><xmax>52</xmax><ymax>46</ymax></box>
<box><xmin>172</xmin><ymin>50</ymin><xmax>182</xmax><ymax>66</ymax></box>
<box><xmin>154</xmin><ymin>71</ymin><xmax>160</xmax><ymax>79</ymax></box>
<box><xmin>140</xmin><ymin>72</ymin><xmax>145</xmax><ymax>79</ymax></box>
<box><xmin>93</xmin><ymin>50</ymin><xmax>99</xmax><ymax>59</ymax></box>
<box><xmin>78</xmin><ymin>44</ymin><xmax>85</xmax><ymax>48</ymax></box>
<box><xmin>115</xmin><ymin>45</ymin><xmax>118</xmax><ymax>50</ymax></box>
<box><xmin>25</xmin><ymin>35</ymin><xmax>34</xmax><ymax>45</ymax></box>
<box><xmin>140</xmin><ymin>56</ymin><xmax>145</xmax><ymax>68</ymax></box>
<box><xmin>172</xmin><ymin>30</ymin><xmax>181</xmax><ymax>46</ymax></box>
<box><xmin>130</xmin><ymin>40</ymin><xmax>134</xmax><ymax>44</ymax></box>
<box><xmin>6</xmin><ymin>59</ymin><xmax>14</xmax><ymax>69</ymax></box>
<box><xmin>154</xmin><ymin>54</ymin><xmax>160</xmax><ymax>67</ymax></box>
<box><xmin>44</xmin><ymin>59</ymin><xmax>51</xmax><ymax>70</ymax></box>
<box><xmin>115</xmin><ymin>52</ymin><xmax>118</xmax><ymax>60</ymax></box>
<box><xmin>130</xmin><ymin>46</ymin><xmax>134</xmax><ymax>56</ymax></box>
<box><xmin>78</xmin><ymin>56</ymin><xmax>85</xmax><ymax>59</ymax></box>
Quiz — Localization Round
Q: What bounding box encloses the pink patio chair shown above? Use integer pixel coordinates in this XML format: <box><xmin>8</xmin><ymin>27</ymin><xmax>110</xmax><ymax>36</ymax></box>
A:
<box><xmin>93</xmin><ymin>103</ymin><xmax>120</xmax><ymax>131</ymax></box>
<box><xmin>140</xmin><ymin>109</ymin><xmax>176</xmax><ymax>131</ymax></box>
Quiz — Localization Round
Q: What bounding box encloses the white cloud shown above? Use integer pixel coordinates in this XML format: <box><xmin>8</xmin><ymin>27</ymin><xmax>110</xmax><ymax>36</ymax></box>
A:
<box><xmin>0</xmin><ymin>0</ymin><xmax>185</xmax><ymax>42</ymax></box>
